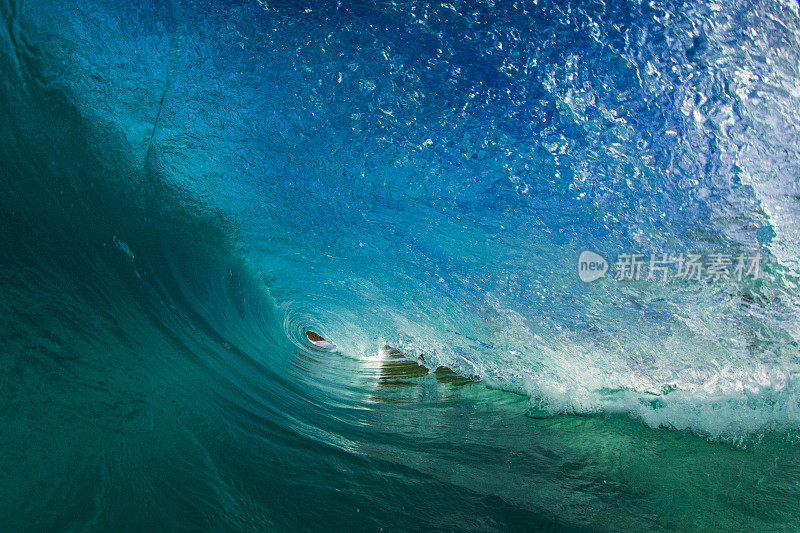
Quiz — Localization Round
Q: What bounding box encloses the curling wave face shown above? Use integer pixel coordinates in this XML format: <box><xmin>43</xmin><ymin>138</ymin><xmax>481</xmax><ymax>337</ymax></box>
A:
<box><xmin>2</xmin><ymin>0</ymin><xmax>800</xmax><ymax>529</ymax></box>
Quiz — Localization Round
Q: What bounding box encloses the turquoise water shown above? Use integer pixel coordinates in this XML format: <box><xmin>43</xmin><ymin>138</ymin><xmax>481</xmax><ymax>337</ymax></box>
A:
<box><xmin>2</xmin><ymin>0</ymin><xmax>800</xmax><ymax>530</ymax></box>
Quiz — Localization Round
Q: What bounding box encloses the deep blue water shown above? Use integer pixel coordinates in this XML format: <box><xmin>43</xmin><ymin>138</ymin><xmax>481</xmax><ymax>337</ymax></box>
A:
<box><xmin>2</xmin><ymin>0</ymin><xmax>800</xmax><ymax>530</ymax></box>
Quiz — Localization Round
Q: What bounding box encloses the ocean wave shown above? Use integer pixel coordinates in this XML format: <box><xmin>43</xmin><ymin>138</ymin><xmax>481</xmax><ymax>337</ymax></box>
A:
<box><xmin>3</xmin><ymin>0</ymin><xmax>800</xmax><ymax>528</ymax></box>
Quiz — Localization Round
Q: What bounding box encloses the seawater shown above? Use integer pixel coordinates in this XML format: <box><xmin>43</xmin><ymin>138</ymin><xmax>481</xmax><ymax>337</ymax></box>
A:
<box><xmin>2</xmin><ymin>0</ymin><xmax>800</xmax><ymax>530</ymax></box>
